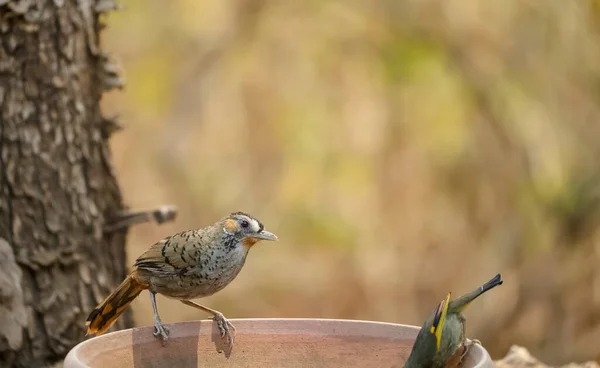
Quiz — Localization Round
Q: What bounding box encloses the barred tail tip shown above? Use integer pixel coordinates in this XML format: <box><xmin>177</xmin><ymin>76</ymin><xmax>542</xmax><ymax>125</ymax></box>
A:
<box><xmin>85</xmin><ymin>274</ymin><xmax>145</xmax><ymax>337</ymax></box>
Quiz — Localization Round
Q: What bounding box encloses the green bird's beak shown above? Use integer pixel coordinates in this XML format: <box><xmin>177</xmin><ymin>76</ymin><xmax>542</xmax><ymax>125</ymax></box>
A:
<box><xmin>454</xmin><ymin>273</ymin><xmax>503</xmax><ymax>312</ymax></box>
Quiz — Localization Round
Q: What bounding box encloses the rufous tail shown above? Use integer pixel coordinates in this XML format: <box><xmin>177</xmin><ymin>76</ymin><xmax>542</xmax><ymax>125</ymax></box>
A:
<box><xmin>85</xmin><ymin>272</ymin><xmax>146</xmax><ymax>336</ymax></box>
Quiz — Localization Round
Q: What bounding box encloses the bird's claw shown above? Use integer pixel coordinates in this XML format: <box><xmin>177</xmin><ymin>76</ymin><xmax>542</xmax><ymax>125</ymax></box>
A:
<box><xmin>153</xmin><ymin>321</ymin><xmax>170</xmax><ymax>345</ymax></box>
<box><xmin>460</xmin><ymin>344</ymin><xmax>469</xmax><ymax>361</ymax></box>
<box><xmin>212</xmin><ymin>312</ymin><xmax>236</xmax><ymax>349</ymax></box>
<box><xmin>459</xmin><ymin>339</ymin><xmax>481</xmax><ymax>363</ymax></box>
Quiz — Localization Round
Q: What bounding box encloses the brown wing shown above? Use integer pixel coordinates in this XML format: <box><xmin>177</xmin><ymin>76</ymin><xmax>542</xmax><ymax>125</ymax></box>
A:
<box><xmin>134</xmin><ymin>230</ymin><xmax>199</xmax><ymax>274</ymax></box>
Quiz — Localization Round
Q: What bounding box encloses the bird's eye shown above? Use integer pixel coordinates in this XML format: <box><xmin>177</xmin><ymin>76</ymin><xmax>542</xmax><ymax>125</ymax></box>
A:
<box><xmin>241</xmin><ymin>220</ymin><xmax>249</xmax><ymax>228</ymax></box>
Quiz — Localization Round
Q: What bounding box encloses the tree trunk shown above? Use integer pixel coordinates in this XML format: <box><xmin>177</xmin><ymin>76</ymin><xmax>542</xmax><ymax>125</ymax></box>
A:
<box><xmin>0</xmin><ymin>1</ymin><xmax>131</xmax><ymax>367</ymax></box>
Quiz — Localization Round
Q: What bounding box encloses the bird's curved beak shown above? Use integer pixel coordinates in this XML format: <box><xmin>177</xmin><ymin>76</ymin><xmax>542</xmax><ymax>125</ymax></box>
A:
<box><xmin>251</xmin><ymin>230</ymin><xmax>278</xmax><ymax>241</ymax></box>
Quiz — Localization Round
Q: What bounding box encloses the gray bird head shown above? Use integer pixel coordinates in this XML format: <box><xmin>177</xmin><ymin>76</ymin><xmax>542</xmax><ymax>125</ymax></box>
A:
<box><xmin>222</xmin><ymin>212</ymin><xmax>278</xmax><ymax>246</ymax></box>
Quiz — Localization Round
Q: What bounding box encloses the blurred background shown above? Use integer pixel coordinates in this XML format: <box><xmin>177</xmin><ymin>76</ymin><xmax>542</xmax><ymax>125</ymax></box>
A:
<box><xmin>101</xmin><ymin>0</ymin><xmax>600</xmax><ymax>364</ymax></box>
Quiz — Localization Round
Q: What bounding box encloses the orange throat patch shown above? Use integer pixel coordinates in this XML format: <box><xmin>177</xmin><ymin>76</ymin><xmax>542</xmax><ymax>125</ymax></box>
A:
<box><xmin>242</xmin><ymin>237</ymin><xmax>260</xmax><ymax>248</ymax></box>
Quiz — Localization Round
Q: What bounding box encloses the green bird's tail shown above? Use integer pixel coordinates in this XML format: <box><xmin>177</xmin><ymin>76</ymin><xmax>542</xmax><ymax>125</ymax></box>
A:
<box><xmin>450</xmin><ymin>273</ymin><xmax>503</xmax><ymax>312</ymax></box>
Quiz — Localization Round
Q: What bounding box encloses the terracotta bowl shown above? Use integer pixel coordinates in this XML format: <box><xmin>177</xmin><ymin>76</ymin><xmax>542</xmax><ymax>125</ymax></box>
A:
<box><xmin>64</xmin><ymin>318</ymin><xmax>493</xmax><ymax>368</ymax></box>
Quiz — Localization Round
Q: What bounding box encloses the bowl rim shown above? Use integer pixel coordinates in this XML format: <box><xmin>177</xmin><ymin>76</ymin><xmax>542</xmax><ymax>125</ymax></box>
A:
<box><xmin>65</xmin><ymin>318</ymin><xmax>492</xmax><ymax>368</ymax></box>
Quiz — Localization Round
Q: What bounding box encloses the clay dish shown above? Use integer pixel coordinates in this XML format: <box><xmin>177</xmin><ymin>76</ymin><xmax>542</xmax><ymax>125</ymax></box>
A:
<box><xmin>64</xmin><ymin>318</ymin><xmax>493</xmax><ymax>367</ymax></box>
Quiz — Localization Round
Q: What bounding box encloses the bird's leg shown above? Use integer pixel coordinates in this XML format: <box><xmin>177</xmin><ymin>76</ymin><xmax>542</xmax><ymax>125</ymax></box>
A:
<box><xmin>460</xmin><ymin>316</ymin><xmax>467</xmax><ymax>342</ymax></box>
<box><xmin>180</xmin><ymin>300</ymin><xmax>236</xmax><ymax>348</ymax></box>
<box><xmin>459</xmin><ymin>317</ymin><xmax>469</xmax><ymax>362</ymax></box>
<box><xmin>150</xmin><ymin>292</ymin><xmax>170</xmax><ymax>345</ymax></box>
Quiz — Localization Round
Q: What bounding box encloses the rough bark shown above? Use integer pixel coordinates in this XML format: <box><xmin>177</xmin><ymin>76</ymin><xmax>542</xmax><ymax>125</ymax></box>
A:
<box><xmin>0</xmin><ymin>1</ymin><xmax>130</xmax><ymax>367</ymax></box>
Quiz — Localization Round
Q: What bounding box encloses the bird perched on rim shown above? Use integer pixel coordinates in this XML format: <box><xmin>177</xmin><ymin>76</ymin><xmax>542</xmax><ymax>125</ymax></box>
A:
<box><xmin>85</xmin><ymin>212</ymin><xmax>278</xmax><ymax>351</ymax></box>
<box><xmin>404</xmin><ymin>273</ymin><xmax>503</xmax><ymax>368</ymax></box>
